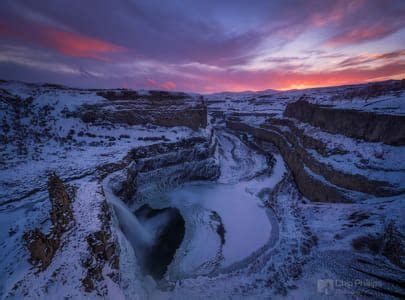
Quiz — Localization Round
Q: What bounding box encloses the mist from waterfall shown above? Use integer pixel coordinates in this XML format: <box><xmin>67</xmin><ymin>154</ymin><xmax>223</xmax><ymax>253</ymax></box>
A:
<box><xmin>102</xmin><ymin>175</ymin><xmax>153</xmax><ymax>261</ymax></box>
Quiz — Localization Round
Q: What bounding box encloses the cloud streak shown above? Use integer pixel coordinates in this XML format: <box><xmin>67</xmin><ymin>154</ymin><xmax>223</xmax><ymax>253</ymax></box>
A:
<box><xmin>0</xmin><ymin>19</ymin><xmax>127</xmax><ymax>61</ymax></box>
<box><xmin>325</xmin><ymin>23</ymin><xmax>404</xmax><ymax>47</ymax></box>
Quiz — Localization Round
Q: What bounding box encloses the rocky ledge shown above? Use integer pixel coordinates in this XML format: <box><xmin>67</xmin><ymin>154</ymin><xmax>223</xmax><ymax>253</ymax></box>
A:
<box><xmin>72</xmin><ymin>90</ymin><xmax>207</xmax><ymax>130</ymax></box>
<box><xmin>284</xmin><ymin>100</ymin><xmax>405</xmax><ymax>145</ymax></box>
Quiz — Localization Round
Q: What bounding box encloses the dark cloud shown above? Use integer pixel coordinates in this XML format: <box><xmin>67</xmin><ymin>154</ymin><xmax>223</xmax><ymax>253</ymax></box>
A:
<box><xmin>338</xmin><ymin>50</ymin><xmax>405</xmax><ymax>68</ymax></box>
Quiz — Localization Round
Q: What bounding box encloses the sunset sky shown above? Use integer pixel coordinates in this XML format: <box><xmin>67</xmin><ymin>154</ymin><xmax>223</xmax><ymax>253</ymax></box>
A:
<box><xmin>0</xmin><ymin>0</ymin><xmax>404</xmax><ymax>93</ymax></box>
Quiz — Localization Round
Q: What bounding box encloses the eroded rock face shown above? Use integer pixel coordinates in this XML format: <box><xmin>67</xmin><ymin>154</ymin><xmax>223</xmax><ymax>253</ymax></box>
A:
<box><xmin>82</xmin><ymin>202</ymin><xmax>120</xmax><ymax>293</ymax></box>
<box><xmin>23</xmin><ymin>229</ymin><xmax>57</xmax><ymax>271</ymax></box>
<box><xmin>227</xmin><ymin>111</ymin><xmax>405</xmax><ymax>203</ymax></box>
<box><xmin>284</xmin><ymin>100</ymin><xmax>405</xmax><ymax>145</ymax></box>
<box><xmin>72</xmin><ymin>91</ymin><xmax>207</xmax><ymax>130</ymax></box>
<box><xmin>97</xmin><ymin>89</ymin><xmax>188</xmax><ymax>102</ymax></box>
<box><xmin>114</xmin><ymin>134</ymin><xmax>220</xmax><ymax>205</ymax></box>
<box><xmin>48</xmin><ymin>174</ymin><xmax>74</xmax><ymax>232</ymax></box>
<box><xmin>227</xmin><ymin>120</ymin><xmax>350</xmax><ymax>203</ymax></box>
<box><xmin>351</xmin><ymin>221</ymin><xmax>404</xmax><ymax>269</ymax></box>
<box><xmin>381</xmin><ymin>221</ymin><xmax>405</xmax><ymax>269</ymax></box>
<box><xmin>261</xmin><ymin>118</ymin><xmax>401</xmax><ymax>197</ymax></box>
<box><xmin>24</xmin><ymin>174</ymin><xmax>74</xmax><ymax>270</ymax></box>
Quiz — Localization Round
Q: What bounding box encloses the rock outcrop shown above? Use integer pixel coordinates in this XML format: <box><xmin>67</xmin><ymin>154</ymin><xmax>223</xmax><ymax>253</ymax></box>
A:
<box><xmin>351</xmin><ymin>221</ymin><xmax>404</xmax><ymax>269</ymax></box>
<box><xmin>284</xmin><ymin>100</ymin><xmax>405</xmax><ymax>145</ymax></box>
<box><xmin>82</xmin><ymin>202</ymin><xmax>119</xmax><ymax>293</ymax></box>
<box><xmin>23</xmin><ymin>174</ymin><xmax>74</xmax><ymax>270</ymax></box>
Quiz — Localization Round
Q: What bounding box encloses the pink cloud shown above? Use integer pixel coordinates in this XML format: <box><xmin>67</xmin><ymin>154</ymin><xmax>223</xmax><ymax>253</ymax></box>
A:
<box><xmin>145</xmin><ymin>79</ymin><xmax>176</xmax><ymax>90</ymax></box>
<box><xmin>324</xmin><ymin>23</ymin><xmax>403</xmax><ymax>47</ymax></box>
<box><xmin>146</xmin><ymin>78</ymin><xmax>158</xmax><ymax>87</ymax></box>
<box><xmin>40</xmin><ymin>27</ymin><xmax>126</xmax><ymax>61</ymax></box>
<box><xmin>309</xmin><ymin>0</ymin><xmax>364</xmax><ymax>27</ymax></box>
<box><xmin>0</xmin><ymin>20</ymin><xmax>126</xmax><ymax>61</ymax></box>
<box><xmin>161</xmin><ymin>81</ymin><xmax>176</xmax><ymax>90</ymax></box>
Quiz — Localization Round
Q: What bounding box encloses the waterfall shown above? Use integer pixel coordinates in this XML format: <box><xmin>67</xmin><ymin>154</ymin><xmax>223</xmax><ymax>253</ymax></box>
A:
<box><xmin>102</xmin><ymin>174</ymin><xmax>153</xmax><ymax>260</ymax></box>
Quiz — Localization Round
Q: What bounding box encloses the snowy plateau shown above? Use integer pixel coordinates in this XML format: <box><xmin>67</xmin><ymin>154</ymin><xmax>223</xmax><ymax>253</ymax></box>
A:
<box><xmin>0</xmin><ymin>79</ymin><xmax>404</xmax><ymax>299</ymax></box>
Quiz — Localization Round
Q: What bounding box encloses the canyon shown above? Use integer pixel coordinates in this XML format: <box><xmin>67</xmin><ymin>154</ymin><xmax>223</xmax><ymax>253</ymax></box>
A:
<box><xmin>0</xmin><ymin>79</ymin><xmax>404</xmax><ymax>299</ymax></box>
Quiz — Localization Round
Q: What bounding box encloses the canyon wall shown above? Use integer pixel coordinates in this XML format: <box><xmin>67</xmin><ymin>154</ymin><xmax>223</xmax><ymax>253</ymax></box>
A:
<box><xmin>284</xmin><ymin>100</ymin><xmax>405</xmax><ymax>145</ymax></box>
<box><xmin>111</xmin><ymin>132</ymin><xmax>220</xmax><ymax>205</ymax></box>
